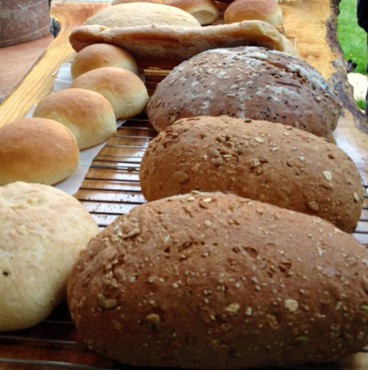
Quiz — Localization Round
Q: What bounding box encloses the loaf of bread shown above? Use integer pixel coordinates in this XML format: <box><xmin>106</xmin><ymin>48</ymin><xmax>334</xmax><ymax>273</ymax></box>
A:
<box><xmin>0</xmin><ymin>181</ymin><xmax>99</xmax><ymax>331</ymax></box>
<box><xmin>71</xmin><ymin>67</ymin><xmax>149</xmax><ymax>120</ymax></box>
<box><xmin>0</xmin><ymin>118</ymin><xmax>79</xmax><ymax>186</ymax></box>
<box><xmin>33</xmin><ymin>88</ymin><xmax>117</xmax><ymax>149</ymax></box>
<box><xmin>163</xmin><ymin>0</ymin><xmax>219</xmax><ymax>25</ymax></box>
<box><xmin>224</xmin><ymin>0</ymin><xmax>283</xmax><ymax>29</ymax></box>
<box><xmin>71</xmin><ymin>43</ymin><xmax>138</xmax><ymax>80</ymax></box>
<box><xmin>68</xmin><ymin>191</ymin><xmax>368</xmax><ymax>368</ymax></box>
<box><xmin>69</xmin><ymin>21</ymin><xmax>297</xmax><ymax>69</ymax></box>
<box><xmin>147</xmin><ymin>46</ymin><xmax>341</xmax><ymax>137</ymax></box>
<box><xmin>85</xmin><ymin>2</ymin><xmax>201</xmax><ymax>28</ymax></box>
<box><xmin>140</xmin><ymin>116</ymin><xmax>364</xmax><ymax>232</ymax></box>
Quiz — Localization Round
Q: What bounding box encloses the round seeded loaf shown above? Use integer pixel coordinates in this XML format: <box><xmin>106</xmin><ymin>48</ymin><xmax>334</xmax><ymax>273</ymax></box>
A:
<box><xmin>140</xmin><ymin>116</ymin><xmax>364</xmax><ymax>232</ymax></box>
<box><xmin>68</xmin><ymin>191</ymin><xmax>368</xmax><ymax>369</ymax></box>
<box><xmin>147</xmin><ymin>46</ymin><xmax>341</xmax><ymax>137</ymax></box>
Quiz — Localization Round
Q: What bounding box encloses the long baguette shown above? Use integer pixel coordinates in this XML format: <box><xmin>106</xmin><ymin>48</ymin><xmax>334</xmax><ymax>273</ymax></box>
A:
<box><xmin>69</xmin><ymin>21</ymin><xmax>297</xmax><ymax>69</ymax></box>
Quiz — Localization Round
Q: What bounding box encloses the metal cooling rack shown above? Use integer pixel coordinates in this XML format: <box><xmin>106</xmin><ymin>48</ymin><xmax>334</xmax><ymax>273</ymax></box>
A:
<box><xmin>0</xmin><ymin>118</ymin><xmax>367</xmax><ymax>369</ymax></box>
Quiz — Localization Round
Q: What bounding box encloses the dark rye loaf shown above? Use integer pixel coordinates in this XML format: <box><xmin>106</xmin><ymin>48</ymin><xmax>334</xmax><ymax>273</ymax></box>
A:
<box><xmin>139</xmin><ymin>116</ymin><xmax>364</xmax><ymax>232</ymax></box>
<box><xmin>147</xmin><ymin>46</ymin><xmax>341</xmax><ymax>137</ymax></box>
<box><xmin>68</xmin><ymin>192</ymin><xmax>368</xmax><ymax>369</ymax></box>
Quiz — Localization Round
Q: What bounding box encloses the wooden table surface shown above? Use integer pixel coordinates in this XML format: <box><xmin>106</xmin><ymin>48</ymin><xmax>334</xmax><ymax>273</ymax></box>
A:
<box><xmin>0</xmin><ymin>0</ymin><xmax>367</xmax><ymax>369</ymax></box>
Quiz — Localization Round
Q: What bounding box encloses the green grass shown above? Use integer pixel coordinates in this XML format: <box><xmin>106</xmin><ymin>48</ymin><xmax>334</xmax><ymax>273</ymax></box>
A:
<box><xmin>357</xmin><ymin>99</ymin><xmax>366</xmax><ymax>110</ymax></box>
<box><xmin>337</xmin><ymin>0</ymin><xmax>367</xmax><ymax>75</ymax></box>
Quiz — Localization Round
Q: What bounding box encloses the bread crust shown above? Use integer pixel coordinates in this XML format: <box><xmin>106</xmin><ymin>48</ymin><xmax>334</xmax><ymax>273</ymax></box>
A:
<box><xmin>163</xmin><ymin>0</ymin><xmax>220</xmax><ymax>25</ymax></box>
<box><xmin>71</xmin><ymin>43</ymin><xmax>138</xmax><ymax>80</ymax></box>
<box><xmin>140</xmin><ymin>116</ymin><xmax>364</xmax><ymax>232</ymax></box>
<box><xmin>69</xmin><ymin>21</ymin><xmax>297</xmax><ymax>69</ymax></box>
<box><xmin>85</xmin><ymin>2</ymin><xmax>201</xmax><ymax>28</ymax></box>
<box><xmin>0</xmin><ymin>181</ymin><xmax>99</xmax><ymax>331</ymax></box>
<box><xmin>224</xmin><ymin>0</ymin><xmax>283</xmax><ymax>28</ymax></box>
<box><xmin>33</xmin><ymin>88</ymin><xmax>117</xmax><ymax>149</ymax></box>
<box><xmin>0</xmin><ymin>118</ymin><xmax>79</xmax><ymax>185</ymax></box>
<box><xmin>68</xmin><ymin>191</ymin><xmax>368</xmax><ymax>369</ymax></box>
<box><xmin>71</xmin><ymin>67</ymin><xmax>149</xmax><ymax>120</ymax></box>
<box><xmin>147</xmin><ymin>46</ymin><xmax>340</xmax><ymax>137</ymax></box>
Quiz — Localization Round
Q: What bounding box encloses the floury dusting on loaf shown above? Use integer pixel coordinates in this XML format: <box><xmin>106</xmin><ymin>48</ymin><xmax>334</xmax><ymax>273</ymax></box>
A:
<box><xmin>147</xmin><ymin>46</ymin><xmax>341</xmax><ymax>137</ymax></box>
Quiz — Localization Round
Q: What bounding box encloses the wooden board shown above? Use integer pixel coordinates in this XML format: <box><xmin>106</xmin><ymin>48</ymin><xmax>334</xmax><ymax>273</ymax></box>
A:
<box><xmin>0</xmin><ymin>0</ymin><xmax>368</xmax><ymax>369</ymax></box>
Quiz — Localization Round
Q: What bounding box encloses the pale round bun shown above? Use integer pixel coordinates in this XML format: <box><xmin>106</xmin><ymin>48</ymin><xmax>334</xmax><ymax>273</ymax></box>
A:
<box><xmin>85</xmin><ymin>2</ymin><xmax>201</xmax><ymax>28</ymax></box>
<box><xmin>71</xmin><ymin>44</ymin><xmax>138</xmax><ymax>80</ymax></box>
<box><xmin>33</xmin><ymin>88</ymin><xmax>117</xmax><ymax>149</ymax></box>
<box><xmin>163</xmin><ymin>0</ymin><xmax>219</xmax><ymax>25</ymax></box>
<box><xmin>0</xmin><ymin>181</ymin><xmax>99</xmax><ymax>332</ymax></box>
<box><xmin>71</xmin><ymin>67</ymin><xmax>149</xmax><ymax>120</ymax></box>
<box><xmin>113</xmin><ymin>0</ymin><xmax>162</xmax><ymax>4</ymax></box>
<box><xmin>224</xmin><ymin>0</ymin><xmax>283</xmax><ymax>28</ymax></box>
<box><xmin>0</xmin><ymin>118</ymin><xmax>79</xmax><ymax>186</ymax></box>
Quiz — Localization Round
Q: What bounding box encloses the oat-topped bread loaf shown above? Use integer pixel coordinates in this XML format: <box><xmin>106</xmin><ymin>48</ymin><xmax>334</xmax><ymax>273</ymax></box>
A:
<box><xmin>140</xmin><ymin>116</ymin><xmax>364</xmax><ymax>232</ymax></box>
<box><xmin>68</xmin><ymin>191</ymin><xmax>368</xmax><ymax>369</ymax></box>
<box><xmin>147</xmin><ymin>46</ymin><xmax>341</xmax><ymax>137</ymax></box>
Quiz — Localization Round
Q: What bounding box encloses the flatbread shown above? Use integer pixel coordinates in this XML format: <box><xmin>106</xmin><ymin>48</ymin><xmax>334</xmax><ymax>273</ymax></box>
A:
<box><xmin>69</xmin><ymin>21</ymin><xmax>297</xmax><ymax>69</ymax></box>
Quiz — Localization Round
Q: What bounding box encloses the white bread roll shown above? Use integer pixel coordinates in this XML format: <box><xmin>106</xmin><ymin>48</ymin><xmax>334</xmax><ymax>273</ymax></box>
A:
<box><xmin>0</xmin><ymin>118</ymin><xmax>79</xmax><ymax>186</ymax></box>
<box><xmin>224</xmin><ymin>0</ymin><xmax>283</xmax><ymax>28</ymax></box>
<box><xmin>71</xmin><ymin>44</ymin><xmax>138</xmax><ymax>80</ymax></box>
<box><xmin>0</xmin><ymin>181</ymin><xmax>99</xmax><ymax>332</ymax></box>
<box><xmin>33</xmin><ymin>88</ymin><xmax>117</xmax><ymax>150</ymax></box>
<box><xmin>71</xmin><ymin>67</ymin><xmax>149</xmax><ymax>120</ymax></box>
<box><xmin>85</xmin><ymin>2</ymin><xmax>201</xmax><ymax>28</ymax></box>
<box><xmin>163</xmin><ymin>0</ymin><xmax>219</xmax><ymax>25</ymax></box>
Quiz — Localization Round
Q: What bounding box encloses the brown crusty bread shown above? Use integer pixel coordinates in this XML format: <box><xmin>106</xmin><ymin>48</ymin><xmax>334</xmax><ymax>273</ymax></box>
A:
<box><xmin>163</xmin><ymin>0</ymin><xmax>220</xmax><ymax>25</ymax></box>
<box><xmin>224</xmin><ymin>0</ymin><xmax>283</xmax><ymax>28</ymax></box>
<box><xmin>69</xmin><ymin>21</ymin><xmax>297</xmax><ymax>69</ymax></box>
<box><xmin>146</xmin><ymin>46</ymin><xmax>340</xmax><ymax>137</ymax></box>
<box><xmin>140</xmin><ymin>116</ymin><xmax>364</xmax><ymax>233</ymax></box>
<box><xmin>67</xmin><ymin>191</ymin><xmax>368</xmax><ymax>369</ymax></box>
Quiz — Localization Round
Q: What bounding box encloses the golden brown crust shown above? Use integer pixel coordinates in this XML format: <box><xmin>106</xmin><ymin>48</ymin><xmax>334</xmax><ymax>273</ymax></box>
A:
<box><xmin>146</xmin><ymin>46</ymin><xmax>340</xmax><ymax>137</ymax></box>
<box><xmin>71</xmin><ymin>43</ymin><xmax>138</xmax><ymax>80</ymax></box>
<box><xmin>33</xmin><ymin>88</ymin><xmax>117</xmax><ymax>150</ymax></box>
<box><xmin>68</xmin><ymin>191</ymin><xmax>368</xmax><ymax>369</ymax></box>
<box><xmin>69</xmin><ymin>21</ymin><xmax>297</xmax><ymax>69</ymax></box>
<box><xmin>163</xmin><ymin>0</ymin><xmax>220</xmax><ymax>25</ymax></box>
<box><xmin>140</xmin><ymin>116</ymin><xmax>364</xmax><ymax>233</ymax></box>
<box><xmin>224</xmin><ymin>0</ymin><xmax>283</xmax><ymax>28</ymax></box>
<box><xmin>0</xmin><ymin>118</ymin><xmax>79</xmax><ymax>185</ymax></box>
<box><xmin>71</xmin><ymin>67</ymin><xmax>149</xmax><ymax>120</ymax></box>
